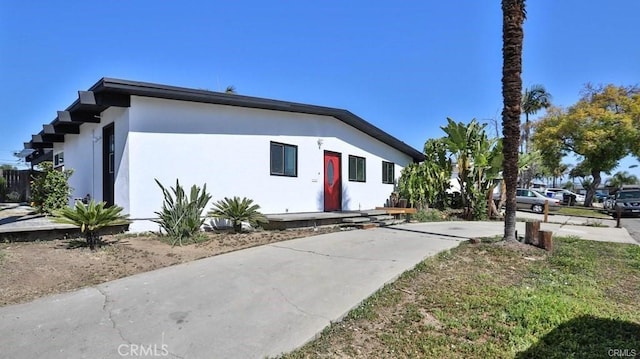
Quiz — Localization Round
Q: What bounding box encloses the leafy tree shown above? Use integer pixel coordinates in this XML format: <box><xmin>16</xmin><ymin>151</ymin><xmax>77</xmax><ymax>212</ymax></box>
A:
<box><xmin>54</xmin><ymin>200</ymin><xmax>129</xmax><ymax>250</ymax></box>
<box><xmin>441</xmin><ymin>118</ymin><xmax>502</xmax><ymax>220</ymax></box>
<box><xmin>521</xmin><ymin>84</ymin><xmax>552</xmax><ymax>153</ymax></box>
<box><xmin>153</xmin><ymin>179</ymin><xmax>212</xmax><ymax>246</ymax></box>
<box><xmin>606</xmin><ymin>171</ymin><xmax>640</xmax><ymax>189</ymax></box>
<box><xmin>30</xmin><ymin>161</ymin><xmax>73</xmax><ymax>214</ymax></box>
<box><xmin>501</xmin><ymin>0</ymin><xmax>526</xmax><ymax>241</ymax></box>
<box><xmin>208</xmin><ymin>196</ymin><xmax>268</xmax><ymax>232</ymax></box>
<box><xmin>534</xmin><ymin>84</ymin><xmax>640</xmax><ymax>206</ymax></box>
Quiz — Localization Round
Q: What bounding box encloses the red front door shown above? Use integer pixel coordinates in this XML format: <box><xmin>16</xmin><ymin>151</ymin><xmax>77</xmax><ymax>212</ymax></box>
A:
<box><xmin>323</xmin><ymin>151</ymin><xmax>342</xmax><ymax>211</ymax></box>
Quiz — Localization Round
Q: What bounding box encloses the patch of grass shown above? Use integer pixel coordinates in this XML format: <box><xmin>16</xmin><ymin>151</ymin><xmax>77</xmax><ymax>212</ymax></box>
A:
<box><xmin>282</xmin><ymin>237</ymin><xmax>640</xmax><ymax>358</ymax></box>
<box><xmin>411</xmin><ymin>208</ymin><xmax>447</xmax><ymax>222</ymax></box>
<box><xmin>557</xmin><ymin>206</ymin><xmax>611</xmax><ymax>219</ymax></box>
<box><xmin>0</xmin><ymin>249</ymin><xmax>5</xmax><ymax>264</ymax></box>
<box><xmin>156</xmin><ymin>232</ymin><xmax>209</xmax><ymax>246</ymax></box>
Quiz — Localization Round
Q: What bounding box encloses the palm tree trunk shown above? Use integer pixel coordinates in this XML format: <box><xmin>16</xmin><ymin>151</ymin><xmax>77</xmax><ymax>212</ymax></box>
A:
<box><xmin>501</xmin><ymin>0</ymin><xmax>525</xmax><ymax>241</ymax></box>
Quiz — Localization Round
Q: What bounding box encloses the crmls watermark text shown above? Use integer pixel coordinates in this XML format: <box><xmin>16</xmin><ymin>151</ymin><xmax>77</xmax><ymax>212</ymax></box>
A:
<box><xmin>118</xmin><ymin>333</ymin><xmax>169</xmax><ymax>357</ymax></box>
<box><xmin>608</xmin><ymin>348</ymin><xmax>637</xmax><ymax>357</ymax></box>
<box><xmin>118</xmin><ymin>344</ymin><xmax>169</xmax><ymax>357</ymax></box>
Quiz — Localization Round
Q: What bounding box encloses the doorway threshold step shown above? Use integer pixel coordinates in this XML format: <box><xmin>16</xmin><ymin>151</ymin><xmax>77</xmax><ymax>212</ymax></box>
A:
<box><xmin>342</xmin><ymin>217</ymin><xmax>371</xmax><ymax>224</ymax></box>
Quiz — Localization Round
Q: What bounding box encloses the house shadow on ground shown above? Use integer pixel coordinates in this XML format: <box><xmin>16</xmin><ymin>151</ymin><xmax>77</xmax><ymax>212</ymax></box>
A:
<box><xmin>516</xmin><ymin>315</ymin><xmax>640</xmax><ymax>359</ymax></box>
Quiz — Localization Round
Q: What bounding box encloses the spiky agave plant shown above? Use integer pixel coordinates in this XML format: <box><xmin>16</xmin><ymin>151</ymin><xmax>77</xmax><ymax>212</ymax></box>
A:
<box><xmin>54</xmin><ymin>200</ymin><xmax>130</xmax><ymax>250</ymax></box>
<box><xmin>153</xmin><ymin>179</ymin><xmax>212</xmax><ymax>246</ymax></box>
<box><xmin>208</xmin><ymin>196</ymin><xmax>268</xmax><ymax>232</ymax></box>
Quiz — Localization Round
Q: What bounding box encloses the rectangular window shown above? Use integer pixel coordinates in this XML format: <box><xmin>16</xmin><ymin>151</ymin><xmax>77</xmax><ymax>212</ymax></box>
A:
<box><xmin>382</xmin><ymin>161</ymin><xmax>395</xmax><ymax>184</ymax></box>
<box><xmin>348</xmin><ymin>155</ymin><xmax>366</xmax><ymax>182</ymax></box>
<box><xmin>270</xmin><ymin>142</ymin><xmax>297</xmax><ymax>177</ymax></box>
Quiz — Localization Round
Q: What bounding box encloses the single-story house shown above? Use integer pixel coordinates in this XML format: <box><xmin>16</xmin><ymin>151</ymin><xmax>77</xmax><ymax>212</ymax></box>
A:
<box><xmin>24</xmin><ymin>78</ymin><xmax>425</xmax><ymax>231</ymax></box>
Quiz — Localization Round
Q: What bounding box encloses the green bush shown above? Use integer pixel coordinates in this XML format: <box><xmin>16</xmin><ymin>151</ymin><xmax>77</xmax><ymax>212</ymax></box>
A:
<box><xmin>6</xmin><ymin>191</ymin><xmax>20</xmax><ymax>202</ymax></box>
<box><xmin>31</xmin><ymin>162</ymin><xmax>73</xmax><ymax>214</ymax></box>
<box><xmin>208</xmin><ymin>196</ymin><xmax>268</xmax><ymax>232</ymax></box>
<box><xmin>54</xmin><ymin>200</ymin><xmax>129</xmax><ymax>250</ymax></box>
<box><xmin>153</xmin><ymin>179</ymin><xmax>211</xmax><ymax>246</ymax></box>
<box><xmin>412</xmin><ymin>208</ymin><xmax>446</xmax><ymax>222</ymax></box>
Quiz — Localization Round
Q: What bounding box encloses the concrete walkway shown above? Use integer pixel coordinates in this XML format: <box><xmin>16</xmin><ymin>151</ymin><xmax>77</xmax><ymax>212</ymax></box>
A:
<box><xmin>0</xmin><ymin>220</ymin><xmax>635</xmax><ymax>359</ymax></box>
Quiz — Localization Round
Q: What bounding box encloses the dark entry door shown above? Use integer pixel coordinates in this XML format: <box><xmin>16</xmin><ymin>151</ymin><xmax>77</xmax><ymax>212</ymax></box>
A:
<box><xmin>102</xmin><ymin>124</ymin><xmax>115</xmax><ymax>207</ymax></box>
<box><xmin>323</xmin><ymin>151</ymin><xmax>341</xmax><ymax>211</ymax></box>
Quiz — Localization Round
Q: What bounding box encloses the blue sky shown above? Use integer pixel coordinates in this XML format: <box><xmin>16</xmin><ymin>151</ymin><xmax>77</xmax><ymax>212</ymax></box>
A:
<box><xmin>1</xmin><ymin>0</ymin><xmax>639</xmax><ymax>179</ymax></box>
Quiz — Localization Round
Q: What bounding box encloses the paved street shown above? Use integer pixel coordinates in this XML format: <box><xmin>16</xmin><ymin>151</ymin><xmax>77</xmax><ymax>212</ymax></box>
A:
<box><xmin>622</xmin><ymin>217</ymin><xmax>640</xmax><ymax>244</ymax></box>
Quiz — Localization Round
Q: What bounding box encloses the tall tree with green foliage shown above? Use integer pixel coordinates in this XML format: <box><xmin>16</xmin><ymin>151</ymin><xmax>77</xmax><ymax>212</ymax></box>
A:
<box><xmin>501</xmin><ymin>0</ymin><xmax>526</xmax><ymax>241</ymax></box>
<box><xmin>534</xmin><ymin>84</ymin><xmax>640</xmax><ymax>206</ymax></box>
<box><xmin>521</xmin><ymin>84</ymin><xmax>552</xmax><ymax>153</ymax></box>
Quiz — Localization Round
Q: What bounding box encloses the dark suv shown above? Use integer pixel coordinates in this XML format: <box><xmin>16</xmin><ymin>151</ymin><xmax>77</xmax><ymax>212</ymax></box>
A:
<box><xmin>609</xmin><ymin>188</ymin><xmax>640</xmax><ymax>217</ymax></box>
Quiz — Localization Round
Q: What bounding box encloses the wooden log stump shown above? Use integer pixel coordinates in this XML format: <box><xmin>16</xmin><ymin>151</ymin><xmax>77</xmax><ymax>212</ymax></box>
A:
<box><xmin>538</xmin><ymin>230</ymin><xmax>553</xmax><ymax>252</ymax></box>
<box><xmin>525</xmin><ymin>221</ymin><xmax>540</xmax><ymax>245</ymax></box>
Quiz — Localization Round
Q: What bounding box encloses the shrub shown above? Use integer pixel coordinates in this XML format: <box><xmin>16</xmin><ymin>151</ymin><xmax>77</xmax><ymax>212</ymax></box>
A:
<box><xmin>5</xmin><ymin>191</ymin><xmax>20</xmax><ymax>202</ymax></box>
<box><xmin>412</xmin><ymin>208</ymin><xmax>446</xmax><ymax>222</ymax></box>
<box><xmin>208</xmin><ymin>196</ymin><xmax>268</xmax><ymax>232</ymax></box>
<box><xmin>54</xmin><ymin>200</ymin><xmax>129</xmax><ymax>250</ymax></box>
<box><xmin>153</xmin><ymin>179</ymin><xmax>211</xmax><ymax>246</ymax></box>
<box><xmin>31</xmin><ymin>161</ymin><xmax>73</xmax><ymax>214</ymax></box>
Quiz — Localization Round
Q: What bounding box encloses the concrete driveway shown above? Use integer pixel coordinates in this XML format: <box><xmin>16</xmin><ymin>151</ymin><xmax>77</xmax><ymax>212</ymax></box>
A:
<box><xmin>0</xmin><ymin>220</ymin><xmax>635</xmax><ymax>359</ymax></box>
<box><xmin>0</xmin><ymin>226</ymin><xmax>465</xmax><ymax>359</ymax></box>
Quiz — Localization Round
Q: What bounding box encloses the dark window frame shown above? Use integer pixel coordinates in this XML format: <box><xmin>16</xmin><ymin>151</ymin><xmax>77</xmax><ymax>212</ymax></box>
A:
<box><xmin>270</xmin><ymin>141</ymin><xmax>298</xmax><ymax>177</ymax></box>
<box><xmin>382</xmin><ymin>161</ymin><xmax>395</xmax><ymax>184</ymax></box>
<box><xmin>348</xmin><ymin>155</ymin><xmax>366</xmax><ymax>182</ymax></box>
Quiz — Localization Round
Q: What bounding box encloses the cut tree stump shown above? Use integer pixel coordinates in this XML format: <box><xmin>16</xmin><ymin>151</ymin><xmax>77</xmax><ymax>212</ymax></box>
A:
<box><xmin>538</xmin><ymin>230</ymin><xmax>553</xmax><ymax>252</ymax></box>
<box><xmin>525</xmin><ymin>221</ymin><xmax>540</xmax><ymax>245</ymax></box>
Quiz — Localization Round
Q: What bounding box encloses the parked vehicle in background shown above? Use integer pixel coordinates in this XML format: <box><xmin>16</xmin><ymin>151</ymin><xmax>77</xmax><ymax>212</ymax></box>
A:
<box><xmin>608</xmin><ymin>187</ymin><xmax>640</xmax><ymax>218</ymax></box>
<box><xmin>494</xmin><ymin>188</ymin><xmax>561</xmax><ymax>213</ymax></box>
<box><xmin>544</xmin><ymin>188</ymin><xmax>585</xmax><ymax>205</ymax></box>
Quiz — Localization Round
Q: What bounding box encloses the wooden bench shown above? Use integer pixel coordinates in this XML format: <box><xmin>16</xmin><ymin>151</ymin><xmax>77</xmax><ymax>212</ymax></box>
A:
<box><xmin>375</xmin><ymin>207</ymin><xmax>418</xmax><ymax>217</ymax></box>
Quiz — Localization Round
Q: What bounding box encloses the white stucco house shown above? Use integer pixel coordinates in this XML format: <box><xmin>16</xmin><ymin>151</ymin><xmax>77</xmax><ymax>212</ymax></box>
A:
<box><xmin>24</xmin><ymin>78</ymin><xmax>425</xmax><ymax>231</ymax></box>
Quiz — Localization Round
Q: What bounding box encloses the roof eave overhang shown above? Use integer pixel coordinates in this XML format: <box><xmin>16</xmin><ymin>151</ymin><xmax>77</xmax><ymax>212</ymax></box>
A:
<box><xmin>25</xmin><ymin>78</ymin><xmax>424</xmax><ymax>163</ymax></box>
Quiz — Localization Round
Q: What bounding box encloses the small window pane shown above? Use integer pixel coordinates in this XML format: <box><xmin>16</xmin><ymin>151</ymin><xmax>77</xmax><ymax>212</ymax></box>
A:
<box><xmin>349</xmin><ymin>157</ymin><xmax>357</xmax><ymax>181</ymax></box>
<box><xmin>382</xmin><ymin>161</ymin><xmax>395</xmax><ymax>184</ymax></box>
<box><xmin>271</xmin><ymin>144</ymin><xmax>283</xmax><ymax>174</ymax></box>
<box><xmin>284</xmin><ymin>146</ymin><xmax>296</xmax><ymax>176</ymax></box>
<box><xmin>357</xmin><ymin>159</ymin><xmax>365</xmax><ymax>181</ymax></box>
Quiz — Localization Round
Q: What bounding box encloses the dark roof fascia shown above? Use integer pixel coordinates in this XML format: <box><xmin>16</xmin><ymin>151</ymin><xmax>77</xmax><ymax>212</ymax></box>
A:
<box><xmin>26</xmin><ymin>78</ymin><xmax>425</xmax><ymax>163</ymax></box>
<box><xmin>95</xmin><ymin>78</ymin><xmax>425</xmax><ymax>162</ymax></box>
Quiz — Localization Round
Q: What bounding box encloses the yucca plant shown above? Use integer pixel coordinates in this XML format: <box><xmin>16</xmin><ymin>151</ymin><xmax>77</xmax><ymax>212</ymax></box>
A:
<box><xmin>153</xmin><ymin>179</ymin><xmax>212</xmax><ymax>246</ymax></box>
<box><xmin>54</xmin><ymin>200</ymin><xmax>130</xmax><ymax>250</ymax></box>
<box><xmin>208</xmin><ymin>196</ymin><xmax>268</xmax><ymax>232</ymax></box>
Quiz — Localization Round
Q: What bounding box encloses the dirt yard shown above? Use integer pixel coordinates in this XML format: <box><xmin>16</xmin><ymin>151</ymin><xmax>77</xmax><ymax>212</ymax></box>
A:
<box><xmin>0</xmin><ymin>228</ymin><xmax>338</xmax><ymax>307</ymax></box>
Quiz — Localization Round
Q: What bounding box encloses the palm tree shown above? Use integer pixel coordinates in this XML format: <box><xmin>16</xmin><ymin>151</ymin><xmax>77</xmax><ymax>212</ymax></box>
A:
<box><xmin>501</xmin><ymin>0</ymin><xmax>526</xmax><ymax>241</ymax></box>
<box><xmin>606</xmin><ymin>171</ymin><xmax>640</xmax><ymax>189</ymax></box>
<box><xmin>521</xmin><ymin>84</ymin><xmax>552</xmax><ymax>153</ymax></box>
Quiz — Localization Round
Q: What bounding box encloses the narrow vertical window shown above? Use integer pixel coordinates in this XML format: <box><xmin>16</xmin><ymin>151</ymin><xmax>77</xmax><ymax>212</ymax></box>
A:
<box><xmin>348</xmin><ymin>155</ymin><xmax>366</xmax><ymax>182</ymax></box>
<box><xmin>382</xmin><ymin>161</ymin><xmax>395</xmax><ymax>184</ymax></box>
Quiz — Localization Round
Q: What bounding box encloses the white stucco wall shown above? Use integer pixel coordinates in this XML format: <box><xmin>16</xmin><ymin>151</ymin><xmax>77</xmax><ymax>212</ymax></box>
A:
<box><xmin>124</xmin><ymin>96</ymin><xmax>412</xmax><ymax>231</ymax></box>
<box><xmin>61</xmin><ymin>95</ymin><xmax>415</xmax><ymax>232</ymax></box>
<box><xmin>62</xmin><ymin>107</ymin><xmax>129</xmax><ymax>209</ymax></box>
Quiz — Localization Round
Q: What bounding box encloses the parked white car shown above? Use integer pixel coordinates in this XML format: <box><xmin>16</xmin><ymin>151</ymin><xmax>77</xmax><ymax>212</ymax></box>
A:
<box><xmin>544</xmin><ymin>188</ymin><xmax>585</xmax><ymax>205</ymax></box>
